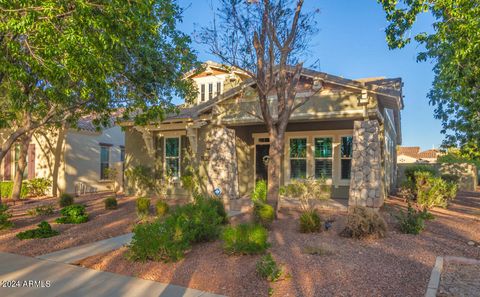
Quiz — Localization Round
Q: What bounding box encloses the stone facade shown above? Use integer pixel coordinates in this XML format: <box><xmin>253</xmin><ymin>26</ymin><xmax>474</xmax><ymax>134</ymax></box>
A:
<box><xmin>349</xmin><ymin>120</ymin><xmax>384</xmax><ymax>208</ymax></box>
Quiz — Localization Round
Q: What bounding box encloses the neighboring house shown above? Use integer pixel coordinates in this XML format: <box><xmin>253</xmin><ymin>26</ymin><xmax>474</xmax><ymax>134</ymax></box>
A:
<box><xmin>0</xmin><ymin>117</ymin><xmax>125</xmax><ymax>196</ymax></box>
<box><xmin>123</xmin><ymin>61</ymin><xmax>404</xmax><ymax>209</ymax></box>
<box><xmin>397</xmin><ymin>146</ymin><xmax>441</xmax><ymax>163</ymax></box>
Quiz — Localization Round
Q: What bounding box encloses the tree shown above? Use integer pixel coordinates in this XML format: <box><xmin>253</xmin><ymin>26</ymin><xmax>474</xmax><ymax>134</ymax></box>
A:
<box><xmin>0</xmin><ymin>0</ymin><xmax>197</xmax><ymax>200</ymax></box>
<box><xmin>199</xmin><ymin>0</ymin><xmax>319</xmax><ymax>213</ymax></box>
<box><xmin>378</xmin><ymin>0</ymin><xmax>480</xmax><ymax>150</ymax></box>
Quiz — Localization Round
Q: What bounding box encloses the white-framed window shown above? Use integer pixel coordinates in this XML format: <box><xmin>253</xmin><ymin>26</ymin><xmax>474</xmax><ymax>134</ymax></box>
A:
<box><xmin>164</xmin><ymin>137</ymin><xmax>180</xmax><ymax>178</ymax></box>
<box><xmin>340</xmin><ymin>136</ymin><xmax>353</xmax><ymax>179</ymax></box>
<box><xmin>100</xmin><ymin>145</ymin><xmax>110</xmax><ymax>180</ymax></box>
<box><xmin>216</xmin><ymin>82</ymin><xmax>222</xmax><ymax>97</ymax></box>
<box><xmin>314</xmin><ymin>137</ymin><xmax>333</xmax><ymax>179</ymax></box>
<box><xmin>208</xmin><ymin>83</ymin><xmax>213</xmax><ymax>100</ymax></box>
<box><xmin>200</xmin><ymin>84</ymin><xmax>205</xmax><ymax>101</ymax></box>
<box><xmin>289</xmin><ymin>138</ymin><xmax>307</xmax><ymax>179</ymax></box>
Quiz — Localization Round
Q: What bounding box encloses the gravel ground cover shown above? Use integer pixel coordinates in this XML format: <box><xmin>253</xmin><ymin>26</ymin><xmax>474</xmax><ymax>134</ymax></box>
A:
<box><xmin>77</xmin><ymin>191</ymin><xmax>480</xmax><ymax>297</ymax></box>
<box><xmin>437</xmin><ymin>258</ymin><xmax>480</xmax><ymax>297</ymax></box>
<box><xmin>0</xmin><ymin>193</ymin><xmax>138</xmax><ymax>257</ymax></box>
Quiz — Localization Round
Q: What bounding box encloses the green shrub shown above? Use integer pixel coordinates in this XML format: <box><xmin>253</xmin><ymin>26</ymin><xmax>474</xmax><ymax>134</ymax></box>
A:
<box><xmin>16</xmin><ymin>221</ymin><xmax>59</xmax><ymax>240</ymax></box>
<box><xmin>441</xmin><ymin>174</ymin><xmax>460</xmax><ymax>184</ymax></box>
<box><xmin>404</xmin><ymin>164</ymin><xmax>438</xmax><ymax>183</ymax></box>
<box><xmin>445</xmin><ymin>182</ymin><xmax>458</xmax><ymax>201</ymax></box>
<box><xmin>254</xmin><ymin>202</ymin><xmax>275</xmax><ymax>227</ymax></box>
<box><xmin>27</xmin><ymin>205</ymin><xmax>54</xmax><ymax>216</ymax></box>
<box><xmin>155</xmin><ymin>200</ymin><xmax>169</xmax><ymax>217</ymax></box>
<box><xmin>256</xmin><ymin>253</ymin><xmax>282</xmax><ymax>282</ymax></box>
<box><xmin>0</xmin><ymin>181</ymin><xmax>28</xmax><ymax>199</ymax></box>
<box><xmin>136</xmin><ymin>197</ymin><xmax>150</xmax><ymax>216</ymax></box>
<box><xmin>0</xmin><ymin>204</ymin><xmax>13</xmax><ymax>230</ymax></box>
<box><xmin>396</xmin><ymin>205</ymin><xmax>426</xmax><ymax>235</ymax></box>
<box><xmin>55</xmin><ymin>204</ymin><xmax>89</xmax><ymax>224</ymax></box>
<box><xmin>129</xmin><ymin>198</ymin><xmax>224</xmax><ymax>262</ymax></box>
<box><xmin>299</xmin><ymin>210</ymin><xmax>322</xmax><ymax>233</ymax></box>
<box><xmin>221</xmin><ymin>223</ymin><xmax>270</xmax><ymax>255</ymax></box>
<box><xmin>252</xmin><ymin>180</ymin><xmax>267</xmax><ymax>203</ymax></box>
<box><xmin>25</xmin><ymin>178</ymin><xmax>52</xmax><ymax>197</ymax></box>
<box><xmin>200</xmin><ymin>197</ymin><xmax>228</xmax><ymax>224</ymax></box>
<box><xmin>104</xmin><ymin>197</ymin><xmax>118</xmax><ymax>210</ymax></box>
<box><xmin>416</xmin><ymin>173</ymin><xmax>449</xmax><ymax>209</ymax></box>
<box><xmin>340</xmin><ymin>206</ymin><xmax>387</xmax><ymax>239</ymax></box>
<box><xmin>59</xmin><ymin>193</ymin><xmax>74</xmax><ymax>207</ymax></box>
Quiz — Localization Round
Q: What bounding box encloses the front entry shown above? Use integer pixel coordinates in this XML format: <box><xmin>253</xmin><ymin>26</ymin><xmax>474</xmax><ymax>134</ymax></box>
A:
<box><xmin>255</xmin><ymin>144</ymin><xmax>270</xmax><ymax>182</ymax></box>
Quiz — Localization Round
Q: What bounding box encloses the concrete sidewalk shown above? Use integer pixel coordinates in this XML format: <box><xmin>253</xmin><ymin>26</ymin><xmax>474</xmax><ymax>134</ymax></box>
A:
<box><xmin>37</xmin><ymin>233</ymin><xmax>133</xmax><ymax>264</ymax></box>
<box><xmin>0</xmin><ymin>252</ymin><xmax>224</xmax><ymax>297</ymax></box>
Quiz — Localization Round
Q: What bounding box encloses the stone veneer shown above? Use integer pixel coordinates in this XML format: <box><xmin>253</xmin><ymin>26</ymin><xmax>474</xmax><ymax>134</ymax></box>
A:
<box><xmin>349</xmin><ymin>120</ymin><xmax>384</xmax><ymax>208</ymax></box>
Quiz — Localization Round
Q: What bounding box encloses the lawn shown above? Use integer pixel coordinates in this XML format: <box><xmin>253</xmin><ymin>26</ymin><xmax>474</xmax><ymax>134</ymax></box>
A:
<box><xmin>75</xmin><ymin>191</ymin><xmax>480</xmax><ymax>297</ymax></box>
<box><xmin>0</xmin><ymin>193</ymin><xmax>138</xmax><ymax>257</ymax></box>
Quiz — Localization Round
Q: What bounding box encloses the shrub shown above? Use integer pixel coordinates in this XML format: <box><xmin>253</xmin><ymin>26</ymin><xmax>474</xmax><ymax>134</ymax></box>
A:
<box><xmin>404</xmin><ymin>164</ymin><xmax>438</xmax><ymax>183</ymax></box>
<box><xmin>340</xmin><ymin>206</ymin><xmax>387</xmax><ymax>239</ymax></box>
<box><xmin>104</xmin><ymin>197</ymin><xmax>118</xmax><ymax>210</ymax></box>
<box><xmin>256</xmin><ymin>253</ymin><xmax>282</xmax><ymax>282</ymax></box>
<box><xmin>0</xmin><ymin>181</ymin><xmax>28</xmax><ymax>199</ymax></box>
<box><xmin>56</xmin><ymin>204</ymin><xmax>89</xmax><ymax>224</ymax></box>
<box><xmin>27</xmin><ymin>205</ymin><xmax>54</xmax><ymax>216</ymax></box>
<box><xmin>441</xmin><ymin>174</ymin><xmax>460</xmax><ymax>184</ymax></box>
<box><xmin>396</xmin><ymin>205</ymin><xmax>426</xmax><ymax>235</ymax></box>
<box><xmin>155</xmin><ymin>200</ymin><xmax>169</xmax><ymax>217</ymax></box>
<box><xmin>0</xmin><ymin>204</ymin><xmax>13</xmax><ymax>230</ymax></box>
<box><xmin>416</xmin><ymin>173</ymin><xmax>449</xmax><ymax>209</ymax></box>
<box><xmin>299</xmin><ymin>210</ymin><xmax>322</xmax><ymax>233</ymax></box>
<box><xmin>201</xmin><ymin>197</ymin><xmax>228</xmax><ymax>224</ymax></box>
<box><xmin>445</xmin><ymin>182</ymin><xmax>458</xmax><ymax>201</ymax></box>
<box><xmin>129</xmin><ymin>198</ymin><xmax>224</xmax><ymax>262</ymax></box>
<box><xmin>16</xmin><ymin>221</ymin><xmax>59</xmax><ymax>240</ymax></box>
<box><xmin>252</xmin><ymin>180</ymin><xmax>267</xmax><ymax>203</ymax></box>
<box><xmin>221</xmin><ymin>223</ymin><xmax>270</xmax><ymax>255</ymax></box>
<box><xmin>281</xmin><ymin>178</ymin><xmax>331</xmax><ymax>211</ymax></box>
<box><xmin>136</xmin><ymin>197</ymin><xmax>150</xmax><ymax>216</ymax></box>
<box><xmin>254</xmin><ymin>202</ymin><xmax>275</xmax><ymax>227</ymax></box>
<box><xmin>25</xmin><ymin>178</ymin><xmax>52</xmax><ymax>197</ymax></box>
<box><xmin>59</xmin><ymin>193</ymin><xmax>74</xmax><ymax>207</ymax></box>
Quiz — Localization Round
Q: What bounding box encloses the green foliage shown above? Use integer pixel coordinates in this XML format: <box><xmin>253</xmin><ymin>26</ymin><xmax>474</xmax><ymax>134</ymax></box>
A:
<box><xmin>252</xmin><ymin>180</ymin><xmax>267</xmax><ymax>203</ymax></box>
<box><xmin>126</xmin><ymin>166</ymin><xmax>172</xmax><ymax>199</ymax></box>
<box><xmin>0</xmin><ymin>204</ymin><xmax>13</xmax><ymax>230</ymax></box>
<box><xmin>104</xmin><ymin>197</ymin><xmax>118</xmax><ymax>210</ymax></box>
<box><xmin>136</xmin><ymin>197</ymin><xmax>151</xmax><ymax>216</ymax></box>
<box><xmin>221</xmin><ymin>223</ymin><xmax>270</xmax><ymax>255</ymax></box>
<box><xmin>416</xmin><ymin>172</ymin><xmax>453</xmax><ymax>209</ymax></box>
<box><xmin>280</xmin><ymin>177</ymin><xmax>331</xmax><ymax>211</ymax></box>
<box><xmin>27</xmin><ymin>205</ymin><xmax>54</xmax><ymax>216</ymax></box>
<box><xmin>396</xmin><ymin>205</ymin><xmax>426</xmax><ymax>235</ymax></box>
<box><xmin>180</xmin><ymin>148</ymin><xmax>203</xmax><ymax>198</ymax></box>
<box><xmin>379</xmin><ymin>1</ymin><xmax>480</xmax><ymax>149</ymax></box>
<box><xmin>56</xmin><ymin>204</ymin><xmax>88</xmax><ymax>224</ymax></box>
<box><xmin>129</xmin><ymin>198</ymin><xmax>224</xmax><ymax>262</ymax></box>
<box><xmin>16</xmin><ymin>221</ymin><xmax>59</xmax><ymax>240</ymax></box>
<box><xmin>253</xmin><ymin>202</ymin><xmax>275</xmax><ymax>227</ymax></box>
<box><xmin>438</xmin><ymin>148</ymin><xmax>480</xmax><ymax>169</ymax></box>
<box><xmin>0</xmin><ymin>181</ymin><xmax>28</xmax><ymax>199</ymax></box>
<box><xmin>404</xmin><ymin>165</ymin><xmax>437</xmax><ymax>184</ymax></box>
<box><xmin>25</xmin><ymin>178</ymin><xmax>52</xmax><ymax>197</ymax></box>
<box><xmin>299</xmin><ymin>210</ymin><xmax>322</xmax><ymax>233</ymax></box>
<box><xmin>256</xmin><ymin>253</ymin><xmax>282</xmax><ymax>282</ymax></box>
<box><xmin>59</xmin><ymin>193</ymin><xmax>74</xmax><ymax>207</ymax></box>
<box><xmin>441</xmin><ymin>174</ymin><xmax>460</xmax><ymax>184</ymax></box>
<box><xmin>341</xmin><ymin>206</ymin><xmax>387</xmax><ymax>239</ymax></box>
<box><xmin>202</xmin><ymin>197</ymin><xmax>228</xmax><ymax>224</ymax></box>
<box><xmin>155</xmin><ymin>200</ymin><xmax>169</xmax><ymax>217</ymax></box>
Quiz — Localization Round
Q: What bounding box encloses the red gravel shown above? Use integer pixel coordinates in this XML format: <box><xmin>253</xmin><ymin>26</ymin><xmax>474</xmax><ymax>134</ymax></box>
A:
<box><xmin>0</xmin><ymin>193</ymin><xmax>138</xmax><ymax>257</ymax></box>
<box><xmin>76</xmin><ymin>191</ymin><xmax>480</xmax><ymax>297</ymax></box>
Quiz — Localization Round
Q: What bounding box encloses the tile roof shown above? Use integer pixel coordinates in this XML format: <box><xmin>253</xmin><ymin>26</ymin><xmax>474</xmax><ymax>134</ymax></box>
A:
<box><xmin>397</xmin><ymin>147</ymin><xmax>440</xmax><ymax>160</ymax></box>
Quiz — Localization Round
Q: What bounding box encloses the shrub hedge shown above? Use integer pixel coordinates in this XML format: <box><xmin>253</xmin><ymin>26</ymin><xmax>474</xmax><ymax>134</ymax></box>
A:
<box><xmin>136</xmin><ymin>197</ymin><xmax>150</xmax><ymax>216</ymax></box>
<box><xmin>253</xmin><ymin>202</ymin><xmax>275</xmax><ymax>227</ymax></box>
<box><xmin>0</xmin><ymin>181</ymin><xmax>28</xmax><ymax>199</ymax></box>
<box><xmin>299</xmin><ymin>210</ymin><xmax>322</xmax><ymax>233</ymax></box>
<box><xmin>0</xmin><ymin>204</ymin><xmax>13</xmax><ymax>230</ymax></box>
<box><xmin>221</xmin><ymin>223</ymin><xmax>270</xmax><ymax>255</ymax></box>
<box><xmin>16</xmin><ymin>221</ymin><xmax>59</xmax><ymax>240</ymax></box>
<box><xmin>55</xmin><ymin>204</ymin><xmax>89</xmax><ymax>224</ymax></box>
<box><xmin>251</xmin><ymin>180</ymin><xmax>267</xmax><ymax>203</ymax></box>
<box><xmin>155</xmin><ymin>200</ymin><xmax>169</xmax><ymax>217</ymax></box>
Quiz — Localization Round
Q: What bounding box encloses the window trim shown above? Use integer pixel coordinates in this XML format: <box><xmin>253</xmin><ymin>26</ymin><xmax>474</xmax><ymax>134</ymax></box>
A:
<box><xmin>216</xmin><ymin>81</ymin><xmax>222</xmax><ymax>97</ymax></box>
<box><xmin>164</xmin><ymin>136</ymin><xmax>181</xmax><ymax>179</ymax></box>
<box><xmin>100</xmin><ymin>145</ymin><xmax>110</xmax><ymax>181</ymax></box>
<box><xmin>340</xmin><ymin>135</ymin><xmax>353</xmax><ymax>180</ymax></box>
<box><xmin>200</xmin><ymin>84</ymin><xmax>205</xmax><ymax>101</ymax></box>
<box><xmin>288</xmin><ymin>137</ymin><xmax>308</xmax><ymax>180</ymax></box>
<box><xmin>313</xmin><ymin>136</ymin><xmax>334</xmax><ymax>180</ymax></box>
<box><xmin>208</xmin><ymin>83</ymin><xmax>213</xmax><ymax>100</ymax></box>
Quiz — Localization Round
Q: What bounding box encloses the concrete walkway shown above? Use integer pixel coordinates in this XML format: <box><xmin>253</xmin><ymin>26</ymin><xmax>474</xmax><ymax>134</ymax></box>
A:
<box><xmin>37</xmin><ymin>233</ymin><xmax>133</xmax><ymax>264</ymax></box>
<box><xmin>0</xmin><ymin>252</ymin><xmax>224</xmax><ymax>297</ymax></box>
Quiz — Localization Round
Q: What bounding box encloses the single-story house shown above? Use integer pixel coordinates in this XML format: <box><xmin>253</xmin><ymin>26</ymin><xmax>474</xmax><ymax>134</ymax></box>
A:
<box><xmin>397</xmin><ymin>146</ymin><xmax>441</xmax><ymax>164</ymax></box>
<box><xmin>123</xmin><ymin>61</ymin><xmax>404</xmax><ymax>209</ymax></box>
<box><xmin>0</xmin><ymin>116</ymin><xmax>125</xmax><ymax>196</ymax></box>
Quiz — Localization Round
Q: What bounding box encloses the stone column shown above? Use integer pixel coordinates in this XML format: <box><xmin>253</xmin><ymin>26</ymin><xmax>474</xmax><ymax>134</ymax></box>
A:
<box><xmin>349</xmin><ymin>120</ymin><xmax>384</xmax><ymax>209</ymax></box>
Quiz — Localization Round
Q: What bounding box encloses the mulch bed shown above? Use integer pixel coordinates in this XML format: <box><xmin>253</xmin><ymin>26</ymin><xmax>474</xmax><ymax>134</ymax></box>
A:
<box><xmin>0</xmin><ymin>193</ymin><xmax>138</xmax><ymax>257</ymax></box>
<box><xmin>76</xmin><ymin>191</ymin><xmax>480</xmax><ymax>297</ymax></box>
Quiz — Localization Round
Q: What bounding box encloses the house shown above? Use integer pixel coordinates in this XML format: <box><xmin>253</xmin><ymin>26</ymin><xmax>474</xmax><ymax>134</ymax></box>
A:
<box><xmin>123</xmin><ymin>61</ymin><xmax>404</xmax><ymax>209</ymax></box>
<box><xmin>0</xmin><ymin>116</ymin><xmax>125</xmax><ymax>196</ymax></box>
<box><xmin>397</xmin><ymin>146</ymin><xmax>441</xmax><ymax>163</ymax></box>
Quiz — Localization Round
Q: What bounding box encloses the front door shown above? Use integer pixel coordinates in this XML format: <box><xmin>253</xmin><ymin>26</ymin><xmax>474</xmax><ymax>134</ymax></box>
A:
<box><xmin>255</xmin><ymin>144</ymin><xmax>270</xmax><ymax>182</ymax></box>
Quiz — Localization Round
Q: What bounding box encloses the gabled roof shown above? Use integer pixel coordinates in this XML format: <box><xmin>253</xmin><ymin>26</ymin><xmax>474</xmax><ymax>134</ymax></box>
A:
<box><xmin>418</xmin><ymin>149</ymin><xmax>440</xmax><ymax>159</ymax></box>
<box><xmin>397</xmin><ymin>146</ymin><xmax>421</xmax><ymax>158</ymax></box>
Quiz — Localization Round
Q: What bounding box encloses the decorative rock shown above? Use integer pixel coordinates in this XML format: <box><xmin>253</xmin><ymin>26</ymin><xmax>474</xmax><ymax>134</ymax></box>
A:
<box><xmin>467</xmin><ymin>241</ymin><xmax>475</xmax><ymax>246</ymax></box>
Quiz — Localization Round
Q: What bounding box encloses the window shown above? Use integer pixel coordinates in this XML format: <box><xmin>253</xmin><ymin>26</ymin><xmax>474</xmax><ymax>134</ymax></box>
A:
<box><xmin>200</xmin><ymin>84</ymin><xmax>205</xmax><ymax>101</ymax></box>
<box><xmin>314</xmin><ymin>137</ymin><xmax>332</xmax><ymax>179</ymax></box>
<box><xmin>165</xmin><ymin>137</ymin><xmax>180</xmax><ymax>178</ymax></box>
<box><xmin>216</xmin><ymin>82</ymin><xmax>222</xmax><ymax>96</ymax></box>
<box><xmin>290</xmin><ymin>138</ymin><xmax>307</xmax><ymax>179</ymax></box>
<box><xmin>100</xmin><ymin>146</ymin><xmax>110</xmax><ymax>180</ymax></box>
<box><xmin>208</xmin><ymin>83</ymin><xmax>213</xmax><ymax>100</ymax></box>
<box><xmin>120</xmin><ymin>147</ymin><xmax>125</xmax><ymax>162</ymax></box>
<box><xmin>340</xmin><ymin>136</ymin><xmax>353</xmax><ymax>179</ymax></box>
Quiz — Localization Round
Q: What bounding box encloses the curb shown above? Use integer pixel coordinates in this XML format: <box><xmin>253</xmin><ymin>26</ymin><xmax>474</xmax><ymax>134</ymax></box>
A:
<box><xmin>425</xmin><ymin>256</ymin><xmax>443</xmax><ymax>297</ymax></box>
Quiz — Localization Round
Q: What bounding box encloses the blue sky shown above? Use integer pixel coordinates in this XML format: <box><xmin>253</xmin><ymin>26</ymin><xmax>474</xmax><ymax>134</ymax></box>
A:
<box><xmin>177</xmin><ymin>0</ymin><xmax>443</xmax><ymax>151</ymax></box>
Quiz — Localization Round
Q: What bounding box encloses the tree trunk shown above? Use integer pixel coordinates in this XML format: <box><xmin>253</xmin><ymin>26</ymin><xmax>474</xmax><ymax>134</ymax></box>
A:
<box><xmin>267</xmin><ymin>132</ymin><xmax>284</xmax><ymax>215</ymax></box>
<box><xmin>11</xmin><ymin>133</ymin><xmax>33</xmax><ymax>201</ymax></box>
<box><xmin>52</xmin><ymin>126</ymin><xmax>67</xmax><ymax>197</ymax></box>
